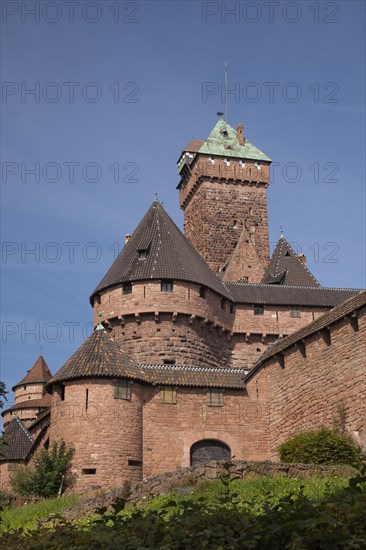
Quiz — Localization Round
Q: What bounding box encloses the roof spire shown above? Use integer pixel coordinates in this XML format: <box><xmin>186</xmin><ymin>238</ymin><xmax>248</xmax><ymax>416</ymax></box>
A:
<box><xmin>154</xmin><ymin>192</ymin><xmax>159</xmax><ymax>203</ymax></box>
<box><xmin>280</xmin><ymin>226</ymin><xmax>284</xmax><ymax>239</ymax></box>
<box><xmin>224</xmin><ymin>60</ymin><xmax>229</xmax><ymax>123</ymax></box>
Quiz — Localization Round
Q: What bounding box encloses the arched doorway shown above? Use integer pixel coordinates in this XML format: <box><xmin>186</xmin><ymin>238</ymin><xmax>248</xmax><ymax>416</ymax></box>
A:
<box><xmin>190</xmin><ymin>439</ymin><xmax>231</xmax><ymax>466</ymax></box>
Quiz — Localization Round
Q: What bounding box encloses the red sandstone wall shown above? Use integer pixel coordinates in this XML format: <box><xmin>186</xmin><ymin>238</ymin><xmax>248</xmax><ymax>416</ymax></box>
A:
<box><xmin>94</xmin><ymin>280</ymin><xmax>328</xmax><ymax>370</ymax></box>
<box><xmin>14</xmin><ymin>383</ymin><xmax>45</xmax><ymax>404</ymax></box>
<box><xmin>180</xmin><ymin>157</ymin><xmax>270</xmax><ymax>277</ymax></box>
<box><xmin>142</xmin><ymin>384</ymin><xmax>269</xmax><ymax>478</ymax></box>
<box><xmin>259</xmin><ymin>306</ymin><xmax>366</xmax><ymax>459</ymax></box>
<box><xmin>50</xmin><ymin>379</ymin><xmax>143</xmax><ymax>492</ymax></box>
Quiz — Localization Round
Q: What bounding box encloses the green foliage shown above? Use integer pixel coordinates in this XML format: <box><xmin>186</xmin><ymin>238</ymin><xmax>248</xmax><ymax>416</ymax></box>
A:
<box><xmin>0</xmin><ymin>381</ymin><xmax>7</xmax><ymax>411</ymax></box>
<box><xmin>0</xmin><ymin>494</ymin><xmax>79</xmax><ymax>533</ymax></box>
<box><xmin>0</xmin><ymin>468</ymin><xmax>365</xmax><ymax>549</ymax></box>
<box><xmin>278</xmin><ymin>427</ymin><xmax>362</xmax><ymax>465</ymax></box>
<box><xmin>10</xmin><ymin>441</ymin><xmax>74</xmax><ymax>498</ymax></box>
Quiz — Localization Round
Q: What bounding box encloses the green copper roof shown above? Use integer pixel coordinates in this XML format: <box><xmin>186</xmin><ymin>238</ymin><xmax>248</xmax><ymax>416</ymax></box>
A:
<box><xmin>198</xmin><ymin>119</ymin><xmax>271</xmax><ymax>162</ymax></box>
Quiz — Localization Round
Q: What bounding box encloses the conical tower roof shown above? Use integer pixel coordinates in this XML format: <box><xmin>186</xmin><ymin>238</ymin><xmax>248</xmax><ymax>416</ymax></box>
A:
<box><xmin>12</xmin><ymin>355</ymin><xmax>52</xmax><ymax>391</ymax></box>
<box><xmin>47</xmin><ymin>326</ymin><xmax>146</xmax><ymax>387</ymax></box>
<box><xmin>262</xmin><ymin>236</ymin><xmax>320</xmax><ymax>287</ymax></box>
<box><xmin>90</xmin><ymin>201</ymin><xmax>231</xmax><ymax>302</ymax></box>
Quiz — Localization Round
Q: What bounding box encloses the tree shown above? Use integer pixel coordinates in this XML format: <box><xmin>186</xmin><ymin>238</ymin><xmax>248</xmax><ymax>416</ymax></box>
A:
<box><xmin>10</xmin><ymin>440</ymin><xmax>74</xmax><ymax>498</ymax></box>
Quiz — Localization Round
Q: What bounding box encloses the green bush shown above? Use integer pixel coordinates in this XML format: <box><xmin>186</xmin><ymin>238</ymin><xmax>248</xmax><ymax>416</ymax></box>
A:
<box><xmin>278</xmin><ymin>428</ymin><xmax>362</xmax><ymax>465</ymax></box>
<box><xmin>10</xmin><ymin>441</ymin><xmax>74</xmax><ymax>498</ymax></box>
<box><xmin>0</xmin><ymin>466</ymin><xmax>365</xmax><ymax>549</ymax></box>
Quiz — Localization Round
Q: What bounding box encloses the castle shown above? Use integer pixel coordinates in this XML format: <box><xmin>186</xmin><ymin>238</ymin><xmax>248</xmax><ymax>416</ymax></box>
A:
<box><xmin>1</xmin><ymin>119</ymin><xmax>365</xmax><ymax>492</ymax></box>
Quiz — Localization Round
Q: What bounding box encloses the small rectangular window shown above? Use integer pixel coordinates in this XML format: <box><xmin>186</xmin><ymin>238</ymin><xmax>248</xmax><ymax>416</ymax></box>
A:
<box><xmin>254</xmin><ymin>305</ymin><xmax>264</xmax><ymax>315</ymax></box>
<box><xmin>290</xmin><ymin>307</ymin><xmax>301</xmax><ymax>318</ymax></box>
<box><xmin>220</xmin><ymin>298</ymin><xmax>225</xmax><ymax>310</ymax></box>
<box><xmin>82</xmin><ymin>468</ymin><xmax>96</xmax><ymax>475</ymax></box>
<box><xmin>123</xmin><ymin>282</ymin><xmax>132</xmax><ymax>294</ymax></box>
<box><xmin>60</xmin><ymin>385</ymin><xmax>65</xmax><ymax>401</ymax></box>
<box><xmin>94</xmin><ymin>294</ymin><xmax>101</xmax><ymax>305</ymax></box>
<box><xmin>160</xmin><ymin>386</ymin><xmax>176</xmax><ymax>404</ymax></box>
<box><xmin>128</xmin><ymin>459</ymin><xmax>143</xmax><ymax>467</ymax></box>
<box><xmin>161</xmin><ymin>280</ymin><xmax>173</xmax><ymax>292</ymax></box>
<box><xmin>199</xmin><ymin>286</ymin><xmax>206</xmax><ymax>299</ymax></box>
<box><xmin>230</xmin><ymin>304</ymin><xmax>234</xmax><ymax>314</ymax></box>
<box><xmin>163</xmin><ymin>359</ymin><xmax>176</xmax><ymax>365</ymax></box>
<box><xmin>114</xmin><ymin>380</ymin><xmax>131</xmax><ymax>400</ymax></box>
<box><xmin>207</xmin><ymin>389</ymin><xmax>224</xmax><ymax>407</ymax></box>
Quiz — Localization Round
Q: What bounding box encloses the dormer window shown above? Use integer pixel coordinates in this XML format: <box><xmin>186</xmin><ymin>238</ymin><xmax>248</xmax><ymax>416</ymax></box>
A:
<box><xmin>220</xmin><ymin>128</ymin><xmax>229</xmax><ymax>139</ymax></box>
<box><xmin>138</xmin><ymin>249</ymin><xmax>147</xmax><ymax>260</ymax></box>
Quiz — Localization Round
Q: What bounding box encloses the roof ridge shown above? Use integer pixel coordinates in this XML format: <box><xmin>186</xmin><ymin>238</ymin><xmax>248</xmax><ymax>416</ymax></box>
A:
<box><xmin>15</xmin><ymin>416</ymin><xmax>34</xmax><ymax>443</ymax></box>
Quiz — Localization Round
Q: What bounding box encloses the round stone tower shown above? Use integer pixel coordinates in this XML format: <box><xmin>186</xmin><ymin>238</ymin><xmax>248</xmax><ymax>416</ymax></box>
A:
<box><xmin>2</xmin><ymin>355</ymin><xmax>52</xmax><ymax>427</ymax></box>
<box><xmin>47</xmin><ymin>326</ymin><xmax>144</xmax><ymax>492</ymax></box>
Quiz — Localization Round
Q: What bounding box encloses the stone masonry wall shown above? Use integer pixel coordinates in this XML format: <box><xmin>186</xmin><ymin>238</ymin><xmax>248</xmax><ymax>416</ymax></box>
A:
<box><xmin>142</xmin><ymin>384</ymin><xmax>269</xmax><ymax>478</ymax></box>
<box><xmin>180</xmin><ymin>157</ymin><xmax>270</xmax><ymax>278</ymax></box>
<box><xmin>259</xmin><ymin>305</ymin><xmax>366</xmax><ymax>458</ymax></box>
<box><xmin>94</xmin><ymin>280</ymin><xmax>329</xmax><ymax>370</ymax></box>
<box><xmin>50</xmin><ymin>379</ymin><xmax>144</xmax><ymax>492</ymax></box>
<box><xmin>14</xmin><ymin>383</ymin><xmax>45</xmax><ymax>404</ymax></box>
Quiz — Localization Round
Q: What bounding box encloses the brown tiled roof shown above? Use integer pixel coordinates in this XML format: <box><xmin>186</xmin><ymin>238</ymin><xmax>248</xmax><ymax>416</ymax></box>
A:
<box><xmin>0</xmin><ymin>417</ymin><xmax>34</xmax><ymax>461</ymax></box>
<box><xmin>225</xmin><ymin>283</ymin><xmax>359</xmax><ymax>307</ymax></box>
<box><xmin>13</xmin><ymin>355</ymin><xmax>52</xmax><ymax>391</ymax></box>
<box><xmin>3</xmin><ymin>394</ymin><xmax>51</xmax><ymax>416</ymax></box>
<box><xmin>262</xmin><ymin>237</ymin><xmax>320</xmax><ymax>287</ymax></box>
<box><xmin>246</xmin><ymin>289</ymin><xmax>366</xmax><ymax>380</ymax></box>
<box><xmin>90</xmin><ymin>201</ymin><xmax>231</xmax><ymax>302</ymax></box>
<box><xmin>139</xmin><ymin>364</ymin><xmax>247</xmax><ymax>389</ymax></box>
<box><xmin>47</xmin><ymin>327</ymin><xmax>147</xmax><ymax>387</ymax></box>
<box><xmin>27</xmin><ymin>409</ymin><xmax>51</xmax><ymax>431</ymax></box>
<box><xmin>181</xmin><ymin>139</ymin><xmax>205</xmax><ymax>154</ymax></box>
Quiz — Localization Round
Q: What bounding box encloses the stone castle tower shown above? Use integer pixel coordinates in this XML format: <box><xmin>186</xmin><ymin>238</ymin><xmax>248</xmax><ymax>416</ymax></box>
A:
<box><xmin>1</xmin><ymin>119</ymin><xmax>364</xmax><ymax>494</ymax></box>
<box><xmin>178</xmin><ymin>119</ymin><xmax>271</xmax><ymax>282</ymax></box>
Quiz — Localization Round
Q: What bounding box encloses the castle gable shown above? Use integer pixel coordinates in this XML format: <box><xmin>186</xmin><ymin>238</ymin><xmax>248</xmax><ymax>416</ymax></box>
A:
<box><xmin>0</xmin><ymin>417</ymin><xmax>34</xmax><ymax>461</ymax></box>
<box><xmin>262</xmin><ymin>237</ymin><xmax>320</xmax><ymax>287</ymax></box>
<box><xmin>197</xmin><ymin>119</ymin><xmax>271</xmax><ymax>162</ymax></box>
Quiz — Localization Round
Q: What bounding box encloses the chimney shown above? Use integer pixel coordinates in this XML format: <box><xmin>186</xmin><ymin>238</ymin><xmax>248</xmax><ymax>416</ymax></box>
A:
<box><xmin>237</xmin><ymin>123</ymin><xmax>245</xmax><ymax>145</ymax></box>
<box><xmin>125</xmin><ymin>234</ymin><xmax>131</xmax><ymax>243</ymax></box>
<box><xmin>298</xmin><ymin>253</ymin><xmax>307</xmax><ymax>266</ymax></box>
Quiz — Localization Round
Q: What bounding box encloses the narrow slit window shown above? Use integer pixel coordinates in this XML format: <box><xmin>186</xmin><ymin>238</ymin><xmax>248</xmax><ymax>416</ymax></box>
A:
<box><xmin>82</xmin><ymin>468</ymin><xmax>96</xmax><ymax>475</ymax></box>
<box><xmin>199</xmin><ymin>286</ymin><xmax>206</xmax><ymax>299</ymax></box>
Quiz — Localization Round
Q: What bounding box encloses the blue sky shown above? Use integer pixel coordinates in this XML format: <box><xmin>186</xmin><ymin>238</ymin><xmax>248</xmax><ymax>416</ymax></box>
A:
<box><xmin>1</xmin><ymin>0</ymin><xmax>365</xmax><ymax>405</ymax></box>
